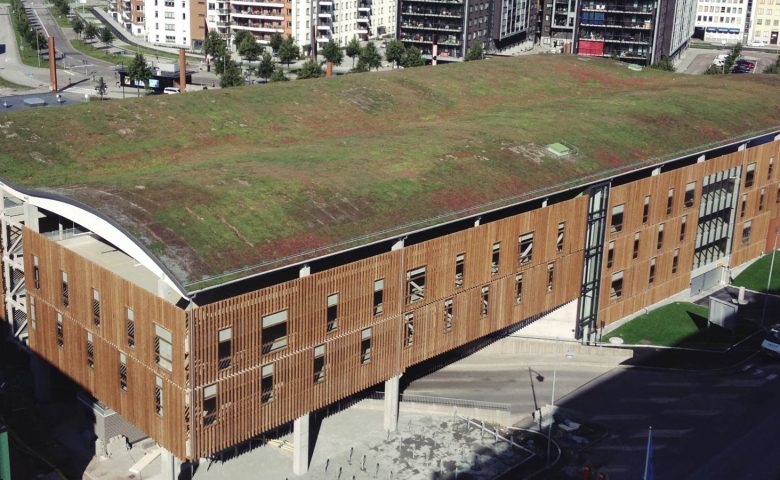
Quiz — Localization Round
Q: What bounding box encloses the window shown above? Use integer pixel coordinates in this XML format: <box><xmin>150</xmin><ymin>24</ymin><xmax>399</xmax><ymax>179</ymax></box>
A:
<box><xmin>154</xmin><ymin>376</ymin><xmax>164</xmax><ymax>416</ymax></box>
<box><xmin>406</xmin><ymin>266</ymin><xmax>426</xmax><ymax>304</ymax></box>
<box><xmin>154</xmin><ymin>324</ymin><xmax>173</xmax><ymax>371</ymax></box>
<box><xmin>519</xmin><ymin>232</ymin><xmax>534</xmax><ymax>264</ymax></box>
<box><xmin>261</xmin><ymin>363</ymin><xmax>274</xmax><ymax>403</ymax></box>
<box><xmin>327</xmin><ymin>293</ymin><xmax>338</xmax><ymax>332</ymax></box>
<box><xmin>742</xmin><ymin>220</ymin><xmax>752</xmax><ymax>245</ymax></box>
<box><xmin>360</xmin><ymin>328</ymin><xmax>372</xmax><ymax>364</ymax></box>
<box><xmin>741</xmin><ymin>193</ymin><xmax>747</xmax><ymax>218</ymax></box>
<box><xmin>119</xmin><ymin>352</ymin><xmax>128</xmax><ymax>392</ymax></box>
<box><xmin>657</xmin><ymin>224</ymin><xmax>664</xmax><ymax>250</ymax></box>
<box><xmin>92</xmin><ymin>288</ymin><xmax>100</xmax><ymax>327</ymax></box>
<box><xmin>745</xmin><ymin>162</ymin><xmax>755</xmax><ymax>188</ymax></box>
<box><xmin>404</xmin><ymin>313</ymin><xmax>415</xmax><ymax>347</ymax></box>
<box><xmin>87</xmin><ymin>331</ymin><xmax>95</xmax><ymax>368</ymax></box>
<box><xmin>515</xmin><ymin>273</ymin><xmax>524</xmax><ymax>304</ymax></box>
<box><xmin>262</xmin><ymin>310</ymin><xmax>288</xmax><ymax>353</ymax></box>
<box><xmin>453</xmin><ymin>254</ymin><xmax>465</xmax><ymax>288</ymax></box>
<box><xmin>33</xmin><ymin>256</ymin><xmax>40</xmax><ymax>290</ymax></box>
<box><xmin>648</xmin><ymin>257</ymin><xmax>656</xmax><ymax>285</ymax></box>
<box><xmin>633</xmin><ymin>232</ymin><xmax>641</xmax><ymax>259</ymax></box>
<box><xmin>610</xmin><ymin>205</ymin><xmax>624</xmax><ymax>233</ymax></box>
<box><xmin>759</xmin><ymin>188</ymin><xmax>766</xmax><ymax>211</ymax></box>
<box><xmin>126</xmin><ymin>308</ymin><xmax>135</xmax><ymax>348</ymax></box>
<box><xmin>672</xmin><ymin>249</ymin><xmax>680</xmax><ymax>274</ymax></box>
<box><xmin>373</xmin><ymin>279</ymin><xmax>384</xmax><ymax>316</ymax></box>
<box><xmin>538</xmin><ymin>255</ymin><xmax>556</xmax><ymax>291</ymax></box>
<box><xmin>684</xmin><ymin>182</ymin><xmax>696</xmax><ymax>208</ymax></box>
<box><xmin>313</xmin><ymin>344</ymin><xmax>326</xmax><ymax>383</ymax></box>
<box><xmin>666</xmin><ymin>189</ymin><xmax>674</xmax><ymax>215</ymax></box>
<box><xmin>164</xmin><ymin>10</ymin><xmax>174</xmax><ymax>18</ymax></box>
<box><xmin>56</xmin><ymin>312</ymin><xmax>64</xmax><ymax>347</ymax></box>
<box><xmin>218</xmin><ymin>327</ymin><xmax>232</xmax><ymax>370</ymax></box>
<box><xmin>556</xmin><ymin>222</ymin><xmax>565</xmax><ymax>254</ymax></box>
<box><xmin>61</xmin><ymin>271</ymin><xmax>69</xmax><ymax>308</ymax></box>
<box><xmin>480</xmin><ymin>286</ymin><xmax>489</xmax><ymax>317</ymax></box>
<box><xmin>777</xmin><ymin>184</ymin><xmax>780</xmax><ymax>204</ymax></box>
<box><xmin>769</xmin><ymin>157</ymin><xmax>774</xmax><ymax>180</ymax></box>
<box><xmin>610</xmin><ymin>271</ymin><xmax>624</xmax><ymax>300</ymax></box>
<box><xmin>607</xmin><ymin>241</ymin><xmax>615</xmax><ymax>269</ymax></box>
<box><xmin>29</xmin><ymin>296</ymin><xmax>36</xmax><ymax>330</ymax></box>
<box><xmin>491</xmin><ymin>243</ymin><xmax>501</xmax><ymax>275</ymax></box>
<box><xmin>203</xmin><ymin>384</ymin><xmax>218</xmax><ymax>426</ymax></box>
<box><xmin>642</xmin><ymin>196</ymin><xmax>650</xmax><ymax>223</ymax></box>
<box><xmin>443</xmin><ymin>298</ymin><xmax>453</xmax><ymax>332</ymax></box>
<box><xmin>680</xmin><ymin>215</ymin><xmax>687</xmax><ymax>242</ymax></box>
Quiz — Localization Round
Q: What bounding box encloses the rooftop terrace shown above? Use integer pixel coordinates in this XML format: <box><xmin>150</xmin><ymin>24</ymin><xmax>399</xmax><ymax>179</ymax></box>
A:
<box><xmin>1</xmin><ymin>55</ymin><xmax>779</xmax><ymax>289</ymax></box>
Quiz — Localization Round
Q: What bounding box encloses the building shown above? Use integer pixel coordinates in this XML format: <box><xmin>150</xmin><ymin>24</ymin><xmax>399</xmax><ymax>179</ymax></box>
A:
<box><xmin>144</xmin><ymin>0</ymin><xmax>207</xmax><ymax>49</ymax></box>
<box><xmin>397</xmin><ymin>0</ymin><xmax>535</xmax><ymax>61</ymax></box>
<box><xmin>540</xmin><ymin>0</ymin><xmax>578</xmax><ymax>49</ymax></box>
<box><xmin>112</xmin><ymin>0</ymin><xmax>147</xmax><ymax>37</ymax></box>
<box><xmin>227</xmin><ymin>0</ymin><xmax>292</xmax><ymax>46</ymax></box>
<box><xmin>748</xmin><ymin>0</ymin><xmax>780</xmax><ymax>45</ymax></box>
<box><xmin>1</xmin><ymin>56</ymin><xmax>779</xmax><ymax>477</ymax></box>
<box><xmin>574</xmin><ymin>0</ymin><xmax>697</xmax><ymax>65</ymax></box>
<box><xmin>693</xmin><ymin>0</ymin><xmax>749</xmax><ymax>44</ymax></box>
<box><xmin>291</xmin><ymin>0</ymin><xmax>396</xmax><ymax>51</ymax></box>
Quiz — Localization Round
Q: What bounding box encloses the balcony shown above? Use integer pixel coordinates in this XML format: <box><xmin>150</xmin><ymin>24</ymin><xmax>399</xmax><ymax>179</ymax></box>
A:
<box><xmin>580</xmin><ymin>3</ymin><xmax>654</xmax><ymax>14</ymax></box>
<box><xmin>402</xmin><ymin>8</ymin><xmax>463</xmax><ymax>18</ymax></box>
<box><xmin>317</xmin><ymin>24</ymin><xmax>331</xmax><ymax>30</ymax></box>
<box><xmin>231</xmin><ymin>11</ymin><xmax>285</xmax><ymax>20</ymax></box>
<box><xmin>400</xmin><ymin>34</ymin><xmax>461</xmax><ymax>46</ymax></box>
<box><xmin>357</xmin><ymin>17</ymin><xmax>370</xmax><ymax>23</ymax></box>
<box><xmin>579</xmin><ymin>19</ymin><xmax>652</xmax><ymax>29</ymax></box>
<box><xmin>231</xmin><ymin>23</ymin><xmax>284</xmax><ymax>33</ymax></box>
<box><xmin>358</xmin><ymin>6</ymin><xmax>371</xmax><ymax>12</ymax></box>
<box><xmin>230</xmin><ymin>0</ymin><xmax>285</xmax><ymax>7</ymax></box>
<box><xmin>316</xmin><ymin>36</ymin><xmax>331</xmax><ymax>42</ymax></box>
<box><xmin>318</xmin><ymin>12</ymin><xmax>332</xmax><ymax>18</ymax></box>
<box><xmin>320</xmin><ymin>0</ymin><xmax>333</xmax><ymax>5</ymax></box>
<box><xmin>400</xmin><ymin>21</ymin><xmax>462</xmax><ymax>32</ymax></box>
<box><xmin>404</xmin><ymin>0</ymin><xmax>463</xmax><ymax>4</ymax></box>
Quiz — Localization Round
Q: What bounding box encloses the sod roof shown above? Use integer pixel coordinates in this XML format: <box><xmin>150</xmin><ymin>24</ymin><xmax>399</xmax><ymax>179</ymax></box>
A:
<box><xmin>1</xmin><ymin>55</ymin><xmax>780</xmax><ymax>289</ymax></box>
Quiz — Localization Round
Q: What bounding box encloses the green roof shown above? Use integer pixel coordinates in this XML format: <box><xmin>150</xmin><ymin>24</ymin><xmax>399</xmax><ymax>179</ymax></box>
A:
<box><xmin>1</xmin><ymin>55</ymin><xmax>779</xmax><ymax>289</ymax></box>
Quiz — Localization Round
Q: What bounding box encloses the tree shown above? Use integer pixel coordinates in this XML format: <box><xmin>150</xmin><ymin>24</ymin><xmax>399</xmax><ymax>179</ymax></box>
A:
<box><xmin>127</xmin><ymin>53</ymin><xmax>153</xmax><ymax>97</ymax></box>
<box><xmin>94</xmin><ymin>76</ymin><xmax>107</xmax><ymax>100</ymax></box>
<box><xmin>269</xmin><ymin>32</ymin><xmax>283</xmax><ymax>53</ymax></box>
<box><xmin>277</xmin><ymin>36</ymin><xmax>300</xmax><ymax>70</ymax></box>
<box><xmin>357</xmin><ymin>42</ymin><xmax>382</xmax><ymax>71</ymax></box>
<box><xmin>239</xmin><ymin>34</ymin><xmax>262</xmax><ymax>63</ymax></box>
<box><xmin>297</xmin><ymin>58</ymin><xmax>323</xmax><ymax>79</ymax></box>
<box><xmin>72</xmin><ymin>18</ymin><xmax>84</xmax><ymax>38</ymax></box>
<box><xmin>704</xmin><ymin>64</ymin><xmax>722</xmax><ymax>75</ymax></box>
<box><xmin>220</xmin><ymin>60</ymin><xmax>244</xmax><ymax>87</ymax></box>
<box><xmin>723</xmin><ymin>42</ymin><xmax>742</xmax><ymax>74</ymax></box>
<box><xmin>204</xmin><ymin>30</ymin><xmax>227</xmax><ymax>69</ymax></box>
<box><xmin>346</xmin><ymin>37</ymin><xmax>361</xmax><ymax>68</ymax></box>
<box><xmin>650</xmin><ymin>55</ymin><xmax>675</xmax><ymax>72</ymax></box>
<box><xmin>100</xmin><ymin>27</ymin><xmax>114</xmax><ymax>48</ymax></box>
<box><xmin>321</xmin><ymin>40</ymin><xmax>343</xmax><ymax>66</ymax></box>
<box><xmin>401</xmin><ymin>46</ymin><xmax>425</xmax><ymax>68</ymax></box>
<box><xmin>384</xmin><ymin>39</ymin><xmax>405</xmax><ymax>68</ymax></box>
<box><xmin>465</xmin><ymin>43</ymin><xmax>484</xmax><ymax>61</ymax></box>
<box><xmin>269</xmin><ymin>66</ymin><xmax>288</xmax><ymax>82</ymax></box>
<box><xmin>83</xmin><ymin>22</ymin><xmax>98</xmax><ymax>42</ymax></box>
<box><xmin>233</xmin><ymin>30</ymin><xmax>253</xmax><ymax>50</ymax></box>
<box><xmin>257</xmin><ymin>51</ymin><xmax>275</xmax><ymax>81</ymax></box>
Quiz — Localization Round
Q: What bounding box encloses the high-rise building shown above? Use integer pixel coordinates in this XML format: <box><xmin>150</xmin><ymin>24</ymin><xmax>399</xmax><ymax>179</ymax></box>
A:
<box><xmin>694</xmin><ymin>0</ymin><xmax>749</xmax><ymax>44</ymax></box>
<box><xmin>145</xmin><ymin>0</ymin><xmax>207</xmax><ymax>49</ymax></box>
<box><xmin>113</xmin><ymin>0</ymin><xmax>147</xmax><ymax>36</ymax></box>
<box><xmin>293</xmin><ymin>0</ymin><xmax>396</xmax><ymax>51</ymax></box>
<box><xmin>748</xmin><ymin>0</ymin><xmax>780</xmax><ymax>45</ymax></box>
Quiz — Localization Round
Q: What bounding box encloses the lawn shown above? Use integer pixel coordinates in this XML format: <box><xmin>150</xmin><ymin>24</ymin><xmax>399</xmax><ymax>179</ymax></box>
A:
<box><xmin>71</xmin><ymin>39</ymin><xmax>127</xmax><ymax>65</ymax></box>
<box><xmin>0</xmin><ymin>56</ymin><xmax>779</xmax><ymax>287</ymax></box>
<box><xmin>49</xmin><ymin>8</ymin><xmax>71</xmax><ymax>28</ymax></box>
<box><xmin>0</xmin><ymin>75</ymin><xmax>31</xmax><ymax>90</ymax></box>
<box><xmin>732</xmin><ymin>252</ymin><xmax>780</xmax><ymax>294</ymax></box>
<box><xmin>604</xmin><ymin>302</ymin><xmax>759</xmax><ymax>348</ymax></box>
<box><xmin>12</xmin><ymin>25</ymin><xmax>51</xmax><ymax>69</ymax></box>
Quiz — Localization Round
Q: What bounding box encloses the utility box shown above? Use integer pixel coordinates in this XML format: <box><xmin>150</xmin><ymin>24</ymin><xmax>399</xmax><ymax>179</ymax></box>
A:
<box><xmin>157</xmin><ymin>62</ymin><xmax>180</xmax><ymax>74</ymax></box>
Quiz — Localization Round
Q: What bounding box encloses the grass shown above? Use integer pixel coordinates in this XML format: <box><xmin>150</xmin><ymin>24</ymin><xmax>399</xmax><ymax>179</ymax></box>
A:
<box><xmin>0</xmin><ymin>56</ymin><xmax>779</xmax><ymax>286</ymax></box>
<box><xmin>12</xmin><ymin>23</ymin><xmax>51</xmax><ymax>69</ymax></box>
<box><xmin>603</xmin><ymin>302</ymin><xmax>759</xmax><ymax>348</ymax></box>
<box><xmin>733</xmin><ymin>252</ymin><xmax>780</xmax><ymax>294</ymax></box>
<box><xmin>49</xmin><ymin>8</ymin><xmax>71</xmax><ymax>28</ymax></box>
<box><xmin>0</xmin><ymin>75</ymin><xmax>32</xmax><ymax>90</ymax></box>
<box><xmin>71</xmin><ymin>39</ymin><xmax>127</xmax><ymax>65</ymax></box>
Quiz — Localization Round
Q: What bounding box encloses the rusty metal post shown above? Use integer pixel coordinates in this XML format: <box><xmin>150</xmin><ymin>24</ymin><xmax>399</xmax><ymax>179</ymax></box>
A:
<box><xmin>48</xmin><ymin>37</ymin><xmax>58</xmax><ymax>92</ymax></box>
<box><xmin>179</xmin><ymin>48</ymin><xmax>186</xmax><ymax>92</ymax></box>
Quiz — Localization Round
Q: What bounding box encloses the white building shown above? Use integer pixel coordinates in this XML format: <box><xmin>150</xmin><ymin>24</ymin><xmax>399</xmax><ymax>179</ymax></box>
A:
<box><xmin>694</xmin><ymin>0</ymin><xmax>749</xmax><ymax>44</ymax></box>
<box><xmin>146</xmin><ymin>0</ymin><xmax>194</xmax><ymax>47</ymax></box>
<box><xmin>292</xmin><ymin>0</ymin><xmax>396</xmax><ymax>51</ymax></box>
<box><xmin>749</xmin><ymin>0</ymin><xmax>780</xmax><ymax>45</ymax></box>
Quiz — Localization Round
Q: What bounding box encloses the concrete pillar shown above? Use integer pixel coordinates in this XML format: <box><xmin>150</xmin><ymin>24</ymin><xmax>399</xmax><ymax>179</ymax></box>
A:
<box><xmin>23</xmin><ymin>203</ymin><xmax>39</xmax><ymax>232</ymax></box>
<box><xmin>383</xmin><ymin>375</ymin><xmax>400</xmax><ymax>432</ymax></box>
<box><xmin>293</xmin><ymin>413</ymin><xmax>310</xmax><ymax>476</ymax></box>
<box><xmin>160</xmin><ymin>448</ymin><xmax>181</xmax><ymax>480</ymax></box>
<box><xmin>30</xmin><ymin>354</ymin><xmax>51</xmax><ymax>403</ymax></box>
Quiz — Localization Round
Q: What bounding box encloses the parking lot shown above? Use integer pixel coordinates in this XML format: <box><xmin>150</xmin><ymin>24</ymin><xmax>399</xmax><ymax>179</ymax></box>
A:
<box><xmin>680</xmin><ymin>46</ymin><xmax>779</xmax><ymax>74</ymax></box>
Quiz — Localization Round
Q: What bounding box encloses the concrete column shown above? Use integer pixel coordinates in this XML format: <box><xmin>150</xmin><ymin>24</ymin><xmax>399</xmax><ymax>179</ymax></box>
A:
<box><xmin>292</xmin><ymin>413</ymin><xmax>310</xmax><ymax>476</ymax></box>
<box><xmin>383</xmin><ymin>375</ymin><xmax>400</xmax><ymax>432</ymax></box>
<box><xmin>160</xmin><ymin>448</ymin><xmax>181</xmax><ymax>480</ymax></box>
<box><xmin>23</xmin><ymin>203</ymin><xmax>39</xmax><ymax>232</ymax></box>
<box><xmin>30</xmin><ymin>354</ymin><xmax>51</xmax><ymax>403</ymax></box>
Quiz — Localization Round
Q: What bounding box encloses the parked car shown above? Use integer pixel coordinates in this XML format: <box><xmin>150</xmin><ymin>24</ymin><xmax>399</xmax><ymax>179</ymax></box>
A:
<box><xmin>749</xmin><ymin>40</ymin><xmax>768</xmax><ymax>47</ymax></box>
<box><xmin>712</xmin><ymin>54</ymin><xmax>728</xmax><ymax>67</ymax></box>
<box><xmin>761</xmin><ymin>324</ymin><xmax>780</xmax><ymax>356</ymax></box>
<box><xmin>163</xmin><ymin>87</ymin><xmax>180</xmax><ymax>94</ymax></box>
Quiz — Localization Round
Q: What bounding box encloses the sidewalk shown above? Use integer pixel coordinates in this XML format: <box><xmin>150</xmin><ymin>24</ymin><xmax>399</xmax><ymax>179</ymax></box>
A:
<box><xmin>0</xmin><ymin>5</ymin><xmax>54</xmax><ymax>93</ymax></box>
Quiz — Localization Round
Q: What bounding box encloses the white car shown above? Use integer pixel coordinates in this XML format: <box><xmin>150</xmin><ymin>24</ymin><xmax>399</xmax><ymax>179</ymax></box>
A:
<box><xmin>749</xmin><ymin>40</ymin><xmax>768</xmax><ymax>47</ymax></box>
<box><xmin>163</xmin><ymin>87</ymin><xmax>181</xmax><ymax>95</ymax></box>
<box><xmin>761</xmin><ymin>324</ymin><xmax>780</xmax><ymax>356</ymax></box>
<box><xmin>712</xmin><ymin>54</ymin><xmax>727</xmax><ymax>67</ymax></box>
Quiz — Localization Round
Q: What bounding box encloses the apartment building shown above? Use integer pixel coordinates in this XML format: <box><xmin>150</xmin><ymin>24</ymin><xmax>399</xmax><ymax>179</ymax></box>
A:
<box><xmin>574</xmin><ymin>0</ymin><xmax>696</xmax><ymax>65</ymax></box>
<box><xmin>291</xmin><ymin>0</ymin><xmax>395</xmax><ymax>50</ymax></box>
<box><xmin>694</xmin><ymin>0</ymin><xmax>749</xmax><ymax>44</ymax></box>
<box><xmin>1</xmin><ymin>57</ymin><xmax>779</xmax><ymax>478</ymax></box>
<box><xmin>540</xmin><ymin>0</ymin><xmax>578</xmax><ymax>48</ymax></box>
<box><xmin>144</xmin><ymin>0</ymin><xmax>207</xmax><ymax>49</ymax></box>
<box><xmin>749</xmin><ymin>0</ymin><xmax>780</xmax><ymax>44</ymax></box>
<box><xmin>113</xmin><ymin>0</ymin><xmax>147</xmax><ymax>36</ymax></box>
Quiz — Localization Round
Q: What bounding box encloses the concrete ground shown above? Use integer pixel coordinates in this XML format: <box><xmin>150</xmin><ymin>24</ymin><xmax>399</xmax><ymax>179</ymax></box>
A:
<box><xmin>676</xmin><ymin>46</ymin><xmax>779</xmax><ymax>74</ymax></box>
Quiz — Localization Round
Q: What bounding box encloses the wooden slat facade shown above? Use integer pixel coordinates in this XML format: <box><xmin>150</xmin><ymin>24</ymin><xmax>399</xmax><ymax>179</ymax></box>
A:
<box><xmin>599</xmin><ymin>140</ymin><xmax>780</xmax><ymax>325</ymax></box>
<box><xmin>23</xmin><ymin>229</ymin><xmax>189</xmax><ymax>459</ymax></box>
<box><xmin>14</xmin><ymin>139</ymin><xmax>780</xmax><ymax>461</ymax></box>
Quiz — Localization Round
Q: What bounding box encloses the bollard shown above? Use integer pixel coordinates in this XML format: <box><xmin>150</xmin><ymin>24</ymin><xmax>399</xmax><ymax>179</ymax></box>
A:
<box><xmin>337</xmin><ymin>466</ymin><xmax>342</xmax><ymax>480</ymax></box>
<box><xmin>376</xmin><ymin>463</ymin><xmax>380</xmax><ymax>478</ymax></box>
<box><xmin>325</xmin><ymin>458</ymin><xmax>330</xmax><ymax>471</ymax></box>
<box><xmin>583</xmin><ymin>464</ymin><xmax>592</xmax><ymax>480</ymax></box>
<box><xmin>361</xmin><ymin>454</ymin><xmax>366</xmax><ymax>471</ymax></box>
<box><xmin>348</xmin><ymin>447</ymin><xmax>353</xmax><ymax>465</ymax></box>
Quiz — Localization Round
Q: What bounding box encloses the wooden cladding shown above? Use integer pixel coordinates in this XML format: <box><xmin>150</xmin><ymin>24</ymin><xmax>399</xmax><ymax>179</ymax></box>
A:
<box><xmin>23</xmin><ymin>229</ymin><xmax>188</xmax><ymax>459</ymax></box>
<box><xmin>600</xmin><ymin>140</ymin><xmax>780</xmax><ymax>325</ymax></box>
<box><xmin>188</xmin><ymin>196</ymin><xmax>589</xmax><ymax>457</ymax></box>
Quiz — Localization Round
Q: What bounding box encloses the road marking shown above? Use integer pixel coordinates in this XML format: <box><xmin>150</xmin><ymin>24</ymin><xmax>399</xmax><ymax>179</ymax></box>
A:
<box><xmin>752</xmin><ymin>368</ymin><xmax>764</xmax><ymax>376</ymax></box>
<box><xmin>742</xmin><ymin>364</ymin><xmax>753</xmax><ymax>371</ymax></box>
<box><xmin>767</xmin><ymin>373</ymin><xmax>778</xmax><ymax>380</ymax></box>
<box><xmin>631</xmin><ymin>428</ymin><xmax>692</xmax><ymax>438</ymax></box>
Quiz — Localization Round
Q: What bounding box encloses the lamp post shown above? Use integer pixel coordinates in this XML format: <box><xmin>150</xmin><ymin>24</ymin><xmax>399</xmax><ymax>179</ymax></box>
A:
<box><xmin>761</xmin><ymin>229</ymin><xmax>780</xmax><ymax>326</ymax></box>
